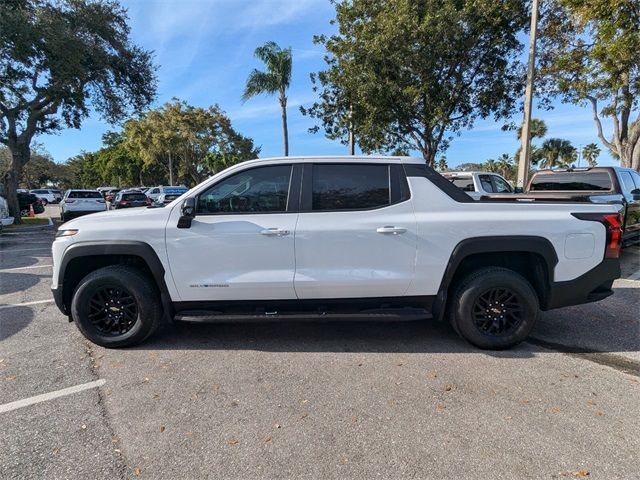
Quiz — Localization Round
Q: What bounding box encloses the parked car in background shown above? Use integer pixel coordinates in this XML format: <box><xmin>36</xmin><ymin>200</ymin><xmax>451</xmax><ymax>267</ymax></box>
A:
<box><xmin>145</xmin><ymin>185</ymin><xmax>188</xmax><ymax>202</ymax></box>
<box><xmin>153</xmin><ymin>192</ymin><xmax>184</xmax><ymax>207</ymax></box>
<box><xmin>30</xmin><ymin>188</ymin><xmax>62</xmax><ymax>205</ymax></box>
<box><xmin>443</xmin><ymin>171</ymin><xmax>514</xmax><ymax>200</ymax></box>
<box><xmin>0</xmin><ymin>193</ymin><xmax>15</xmax><ymax>229</ymax></box>
<box><xmin>523</xmin><ymin>167</ymin><xmax>640</xmax><ymax>244</ymax></box>
<box><xmin>111</xmin><ymin>190</ymin><xmax>151</xmax><ymax>209</ymax></box>
<box><xmin>60</xmin><ymin>189</ymin><xmax>107</xmax><ymax>222</ymax></box>
<box><xmin>17</xmin><ymin>192</ymin><xmax>45</xmax><ymax>216</ymax></box>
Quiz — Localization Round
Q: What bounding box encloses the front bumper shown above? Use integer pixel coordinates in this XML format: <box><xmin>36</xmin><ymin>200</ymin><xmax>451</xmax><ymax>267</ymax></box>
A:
<box><xmin>52</xmin><ymin>285</ymin><xmax>68</xmax><ymax>315</ymax></box>
<box><xmin>544</xmin><ymin>258</ymin><xmax>621</xmax><ymax>310</ymax></box>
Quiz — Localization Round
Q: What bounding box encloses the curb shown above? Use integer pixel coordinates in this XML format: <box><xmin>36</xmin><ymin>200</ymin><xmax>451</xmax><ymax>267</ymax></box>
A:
<box><xmin>1</xmin><ymin>217</ymin><xmax>55</xmax><ymax>233</ymax></box>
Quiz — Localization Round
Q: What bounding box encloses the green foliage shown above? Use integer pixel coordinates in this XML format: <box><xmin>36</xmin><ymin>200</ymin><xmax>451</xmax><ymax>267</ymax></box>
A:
<box><xmin>537</xmin><ymin>138</ymin><xmax>577</xmax><ymax>169</ymax></box>
<box><xmin>124</xmin><ymin>99</ymin><xmax>260</xmax><ymax>186</ymax></box>
<box><xmin>304</xmin><ymin>0</ymin><xmax>528</xmax><ymax>165</ymax></box>
<box><xmin>538</xmin><ymin>0</ymin><xmax>640</xmax><ymax>169</ymax></box>
<box><xmin>0</xmin><ymin>0</ymin><xmax>156</xmax><ymax>219</ymax></box>
<box><xmin>581</xmin><ymin>143</ymin><xmax>600</xmax><ymax>167</ymax></box>
<box><xmin>243</xmin><ymin>41</ymin><xmax>292</xmax><ymax>156</ymax></box>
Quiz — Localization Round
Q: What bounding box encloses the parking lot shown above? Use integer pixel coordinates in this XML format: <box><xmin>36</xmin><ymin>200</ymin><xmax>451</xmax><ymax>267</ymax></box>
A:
<box><xmin>1</xmin><ymin>218</ymin><xmax>639</xmax><ymax>479</ymax></box>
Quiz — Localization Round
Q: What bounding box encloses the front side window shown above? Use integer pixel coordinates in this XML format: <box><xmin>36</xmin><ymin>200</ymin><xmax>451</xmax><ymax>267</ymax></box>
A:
<box><xmin>312</xmin><ymin>164</ymin><xmax>390</xmax><ymax>211</ymax></box>
<box><xmin>198</xmin><ymin>165</ymin><xmax>292</xmax><ymax>214</ymax></box>
<box><xmin>492</xmin><ymin>176</ymin><xmax>513</xmax><ymax>193</ymax></box>
<box><xmin>619</xmin><ymin>172</ymin><xmax>635</xmax><ymax>193</ymax></box>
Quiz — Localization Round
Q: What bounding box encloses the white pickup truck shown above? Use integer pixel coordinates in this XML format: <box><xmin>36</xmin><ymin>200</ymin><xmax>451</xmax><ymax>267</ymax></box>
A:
<box><xmin>52</xmin><ymin>156</ymin><xmax>622</xmax><ymax>350</ymax></box>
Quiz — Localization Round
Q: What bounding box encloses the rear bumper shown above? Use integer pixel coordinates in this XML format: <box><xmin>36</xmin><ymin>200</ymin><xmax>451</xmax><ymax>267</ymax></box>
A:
<box><xmin>544</xmin><ymin>258</ymin><xmax>621</xmax><ymax>310</ymax></box>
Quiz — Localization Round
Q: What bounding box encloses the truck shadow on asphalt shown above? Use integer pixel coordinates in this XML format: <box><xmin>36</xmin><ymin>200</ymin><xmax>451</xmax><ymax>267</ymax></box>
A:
<box><xmin>0</xmin><ymin>306</ymin><xmax>34</xmax><ymax>341</ymax></box>
<box><xmin>0</xmin><ymin>272</ymin><xmax>45</xmax><ymax>295</ymax></box>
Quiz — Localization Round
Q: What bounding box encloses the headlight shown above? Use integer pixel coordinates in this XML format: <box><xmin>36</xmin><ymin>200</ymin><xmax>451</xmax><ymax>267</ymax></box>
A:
<box><xmin>56</xmin><ymin>229</ymin><xmax>79</xmax><ymax>238</ymax></box>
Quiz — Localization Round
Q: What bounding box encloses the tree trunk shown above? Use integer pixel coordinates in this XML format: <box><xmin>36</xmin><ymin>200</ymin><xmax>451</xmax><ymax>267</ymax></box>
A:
<box><xmin>421</xmin><ymin>148</ymin><xmax>436</xmax><ymax>167</ymax></box>
<box><xmin>280</xmin><ymin>92</ymin><xmax>289</xmax><ymax>156</ymax></box>
<box><xmin>3</xmin><ymin>144</ymin><xmax>30</xmax><ymax>224</ymax></box>
<box><xmin>168</xmin><ymin>151</ymin><xmax>174</xmax><ymax>185</ymax></box>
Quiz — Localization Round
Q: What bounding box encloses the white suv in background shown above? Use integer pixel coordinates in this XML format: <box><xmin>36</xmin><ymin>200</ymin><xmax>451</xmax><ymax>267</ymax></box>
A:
<box><xmin>30</xmin><ymin>189</ymin><xmax>63</xmax><ymax>205</ymax></box>
<box><xmin>145</xmin><ymin>185</ymin><xmax>188</xmax><ymax>202</ymax></box>
<box><xmin>442</xmin><ymin>172</ymin><xmax>513</xmax><ymax>200</ymax></box>
<box><xmin>60</xmin><ymin>189</ymin><xmax>107</xmax><ymax>222</ymax></box>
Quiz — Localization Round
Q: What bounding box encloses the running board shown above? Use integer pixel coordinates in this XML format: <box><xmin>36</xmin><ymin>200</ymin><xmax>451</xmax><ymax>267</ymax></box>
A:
<box><xmin>174</xmin><ymin>308</ymin><xmax>432</xmax><ymax>323</ymax></box>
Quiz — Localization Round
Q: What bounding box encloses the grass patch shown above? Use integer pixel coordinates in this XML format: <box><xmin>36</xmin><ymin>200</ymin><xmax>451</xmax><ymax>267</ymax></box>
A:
<box><xmin>8</xmin><ymin>217</ymin><xmax>51</xmax><ymax>227</ymax></box>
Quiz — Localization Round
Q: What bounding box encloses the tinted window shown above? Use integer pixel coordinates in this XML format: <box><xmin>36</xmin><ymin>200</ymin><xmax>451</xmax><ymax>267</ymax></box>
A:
<box><xmin>492</xmin><ymin>176</ymin><xmax>513</xmax><ymax>193</ymax></box>
<box><xmin>479</xmin><ymin>175</ymin><xmax>494</xmax><ymax>193</ymax></box>
<box><xmin>529</xmin><ymin>172</ymin><xmax>612</xmax><ymax>191</ymax></box>
<box><xmin>312</xmin><ymin>164</ymin><xmax>390</xmax><ymax>211</ymax></box>
<box><xmin>123</xmin><ymin>193</ymin><xmax>147</xmax><ymax>201</ymax></box>
<box><xmin>631</xmin><ymin>171</ymin><xmax>640</xmax><ymax>189</ymax></box>
<box><xmin>450</xmin><ymin>177</ymin><xmax>475</xmax><ymax>192</ymax></box>
<box><xmin>198</xmin><ymin>165</ymin><xmax>291</xmax><ymax>214</ymax></box>
<box><xmin>619</xmin><ymin>172</ymin><xmax>635</xmax><ymax>193</ymax></box>
<box><xmin>68</xmin><ymin>191</ymin><xmax>102</xmax><ymax>199</ymax></box>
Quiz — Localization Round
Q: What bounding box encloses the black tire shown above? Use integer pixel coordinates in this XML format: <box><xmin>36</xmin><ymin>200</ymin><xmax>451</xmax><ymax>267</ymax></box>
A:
<box><xmin>60</xmin><ymin>211</ymin><xmax>65</xmax><ymax>222</ymax></box>
<box><xmin>41</xmin><ymin>199</ymin><xmax>48</xmax><ymax>206</ymax></box>
<box><xmin>71</xmin><ymin>265</ymin><xmax>161</xmax><ymax>348</ymax></box>
<box><xmin>449</xmin><ymin>267</ymin><xmax>539</xmax><ymax>350</ymax></box>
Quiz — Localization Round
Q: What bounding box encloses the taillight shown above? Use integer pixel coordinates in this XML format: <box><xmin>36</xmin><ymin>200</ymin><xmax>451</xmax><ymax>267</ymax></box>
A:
<box><xmin>572</xmin><ymin>212</ymin><xmax>623</xmax><ymax>259</ymax></box>
<box><xmin>602</xmin><ymin>213</ymin><xmax>623</xmax><ymax>258</ymax></box>
<box><xmin>120</xmin><ymin>200</ymin><xmax>128</xmax><ymax>206</ymax></box>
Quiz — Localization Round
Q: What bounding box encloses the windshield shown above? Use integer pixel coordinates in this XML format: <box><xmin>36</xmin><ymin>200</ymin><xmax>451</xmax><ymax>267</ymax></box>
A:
<box><xmin>529</xmin><ymin>171</ymin><xmax>612</xmax><ymax>191</ymax></box>
<box><xmin>68</xmin><ymin>191</ymin><xmax>102</xmax><ymax>199</ymax></box>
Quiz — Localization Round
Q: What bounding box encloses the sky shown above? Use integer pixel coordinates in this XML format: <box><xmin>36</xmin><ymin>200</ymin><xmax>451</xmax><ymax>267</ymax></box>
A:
<box><xmin>39</xmin><ymin>0</ymin><xmax>618</xmax><ymax>168</ymax></box>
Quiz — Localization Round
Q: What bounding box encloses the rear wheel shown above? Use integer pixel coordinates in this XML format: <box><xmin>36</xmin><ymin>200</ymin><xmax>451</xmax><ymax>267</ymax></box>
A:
<box><xmin>450</xmin><ymin>267</ymin><xmax>539</xmax><ymax>350</ymax></box>
<box><xmin>71</xmin><ymin>265</ymin><xmax>161</xmax><ymax>348</ymax></box>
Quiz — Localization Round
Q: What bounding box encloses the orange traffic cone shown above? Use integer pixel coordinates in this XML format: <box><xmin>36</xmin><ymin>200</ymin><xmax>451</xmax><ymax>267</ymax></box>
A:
<box><xmin>29</xmin><ymin>204</ymin><xmax>35</xmax><ymax>218</ymax></box>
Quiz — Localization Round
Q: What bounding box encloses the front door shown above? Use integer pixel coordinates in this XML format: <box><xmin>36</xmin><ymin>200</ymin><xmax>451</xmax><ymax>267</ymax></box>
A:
<box><xmin>294</xmin><ymin>163</ymin><xmax>417</xmax><ymax>299</ymax></box>
<box><xmin>165</xmin><ymin>164</ymin><xmax>298</xmax><ymax>301</ymax></box>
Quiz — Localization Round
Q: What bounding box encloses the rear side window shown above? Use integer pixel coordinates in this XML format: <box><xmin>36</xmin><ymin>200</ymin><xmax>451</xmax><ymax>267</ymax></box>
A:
<box><xmin>450</xmin><ymin>177</ymin><xmax>475</xmax><ymax>192</ymax></box>
<box><xmin>312</xmin><ymin>164</ymin><xmax>390</xmax><ymax>211</ymax></box>
<box><xmin>68</xmin><ymin>191</ymin><xmax>102</xmax><ymax>199</ymax></box>
<box><xmin>479</xmin><ymin>175</ymin><xmax>494</xmax><ymax>193</ymax></box>
<box><xmin>529</xmin><ymin>172</ymin><xmax>612</xmax><ymax>191</ymax></box>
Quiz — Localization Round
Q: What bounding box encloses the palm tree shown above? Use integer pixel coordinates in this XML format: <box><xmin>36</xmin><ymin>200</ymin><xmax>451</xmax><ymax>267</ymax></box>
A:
<box><xmin>582</xmin><ymin>143</ymin><xmax>600</xmax><ymax>167</ymax></box>
<box><xmin>436</xmin><ymin>157</ymin><xmax>448</xmax><ymax>172</ymax></box>
<box><xmin>517</xmin><ymin>118</ymin><xmax>547</xmax><ymax>141</ymax></box>
<box><xmin>538</xmin><ymin>138</ymin><xmax>577</xmax><ymax>169</ymax></box>
<box><xmin>496</xmin><ymin>153</ymin><xmax>514</xmax><ymax>179</ymax></box>
<box><xmin>484</xmin><ymin>159</ymin><xmax>499</xmax><ymax>173</ymax></box>
<box><xmin>242</xmin><ymin>41</ymin><xmax>292</xmax><ymax>156</ymax></box>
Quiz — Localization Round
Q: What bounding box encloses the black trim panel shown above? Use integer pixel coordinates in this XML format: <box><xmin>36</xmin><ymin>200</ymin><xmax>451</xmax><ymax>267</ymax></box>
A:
<box><xmin>433</xmin><ymin>236</ymin><xmax>559</xmax><ymax>319</ymax></box>
<box><xmin>403</xmin><ymin>163</ymin><xmax>474</xmax><ymax>203</ymax></box>
<box><xmin>173</xmin><ymin>295</ymin><xmax>435</xmax><ymax>316</ymax></box>
<box><xmin>546</xmin><ymin>258</ymin><xmax>620</xmax><ymax>310</ymax></box>
<box><xmin>52</xmin><ymin>241</ymin><xmax>173</xmax><ymax>317</ymax></box>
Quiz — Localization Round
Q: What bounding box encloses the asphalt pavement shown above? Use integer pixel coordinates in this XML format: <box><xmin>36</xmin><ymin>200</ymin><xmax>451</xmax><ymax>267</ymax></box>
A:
<box><xmin>1</xmin><ymin>221</ymin><xmax>638</xmax><ymax>480</ymax></box>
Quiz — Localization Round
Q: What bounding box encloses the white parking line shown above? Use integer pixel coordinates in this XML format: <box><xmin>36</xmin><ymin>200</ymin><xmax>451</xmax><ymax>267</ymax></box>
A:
<box><xmin>0</xmin><ymin>264</ymin><xmax>53</xmax><ymax>272</ymax></box>
<box><xmin>0</xmin><ymin>379</ymin><xmax>106</xmax><ymax>414</ymax></box>
<box><xmin>0</xmin><ymin>299</ymin><xmax>55</xmax><ymax>310</ymax></box>
<box><xmin>0</xmin><ymin>247</ymin><xmax>51</xmax><ymax>252</ymax></box>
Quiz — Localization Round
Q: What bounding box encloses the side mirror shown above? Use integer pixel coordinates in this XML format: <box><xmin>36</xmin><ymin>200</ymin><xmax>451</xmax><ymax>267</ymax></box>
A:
<box><xmin>177</xmin><ymin>197</ymin><xmax>196</xmax><ymax>229</ymax></box>
<box><xmin>514</xmin><ymin>187</ymin><xmax>523</xmax><ymax>194</ymax></box>
<box><xmin>631</xmin><ymin>188</ymin><xmax>640</xmax><ymax>201</ymax></box>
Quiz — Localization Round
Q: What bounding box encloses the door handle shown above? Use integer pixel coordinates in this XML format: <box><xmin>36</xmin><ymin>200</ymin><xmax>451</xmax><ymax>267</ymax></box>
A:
<box><xmin>260</xmin><ymin>228</ymin><xmax>290</xmax><ymax>236</ymax></box>
<box><xmin>376</xmin><ymin>226</ymin><xmax>407</xmax><ymax>235</ymax></box>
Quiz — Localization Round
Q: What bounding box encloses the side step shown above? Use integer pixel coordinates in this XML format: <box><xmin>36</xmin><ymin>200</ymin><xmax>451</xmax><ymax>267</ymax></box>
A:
<box><xmin>174</xmin><ymin>308</ymin><xmax>432</xmax><ymax>323</ymax></box>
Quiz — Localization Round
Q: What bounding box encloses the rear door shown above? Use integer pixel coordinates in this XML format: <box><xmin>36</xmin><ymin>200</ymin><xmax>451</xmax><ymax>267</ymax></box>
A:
<box><xmin>619</xmin><ymin>170</ymin><xmax>640</xmax><ymax>235</ymax></box>
<box><xmin>293</xmin><ymin>163</ymin><xmax>417</xmax><ymax>299</ymax></box>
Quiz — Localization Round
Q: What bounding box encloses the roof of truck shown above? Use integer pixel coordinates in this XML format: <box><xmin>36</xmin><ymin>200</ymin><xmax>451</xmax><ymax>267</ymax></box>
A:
<box><xmin>241</xmin><ymin>156</ymin><xmax>425</xmax><ymax>165</ymax></box>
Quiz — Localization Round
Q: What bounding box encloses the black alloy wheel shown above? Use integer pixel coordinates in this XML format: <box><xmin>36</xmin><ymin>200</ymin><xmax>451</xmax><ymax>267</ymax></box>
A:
<box><xmin>88</xmin><ymin>286</ymin><xmax>138</xmax><ymax>336</ymax></box>
<box><xmin>471</xmin><ymin>287</ymin><xmax>523</xmax><ymax>336</ymax></box>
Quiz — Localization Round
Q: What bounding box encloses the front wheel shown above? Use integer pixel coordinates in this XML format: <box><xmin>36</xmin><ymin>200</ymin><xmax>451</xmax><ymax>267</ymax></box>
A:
<box><xmin>449</xmin><ymin>267</ymin><xmax>539</xmax><ymax>350</ymax></box>
<box><xmin>71</xmin><ymin>265</ymin><xmax>161</xmax><ymax>348</ymax></box>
